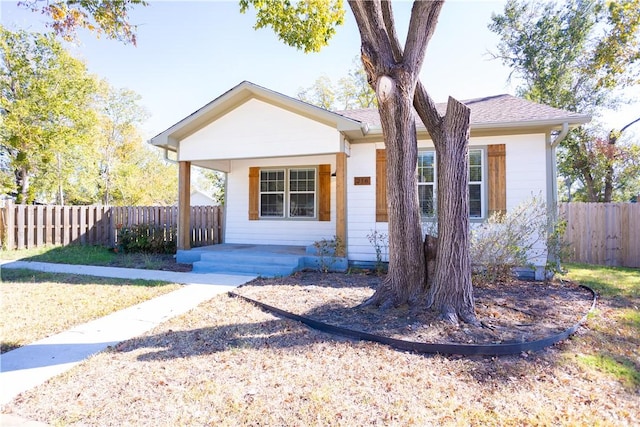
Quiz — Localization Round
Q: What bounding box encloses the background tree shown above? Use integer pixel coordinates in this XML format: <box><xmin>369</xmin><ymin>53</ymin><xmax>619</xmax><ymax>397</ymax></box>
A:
<box><xmin>1</xmin><ymin>25</ymin><xmax>97</xmax><ymax>204</ymax></box>
<box><xmin>88</xmin><ymin>80</ymin><xmax>177</xmax><ymax>206</ymax></box>
<box><xmin>195</xmin><ymin>169</ymin><xmax>225</xmax><ymax>205</ymax></box>
<box><xmin>489</xmin><ymin>0</ymin><xmax>640</xmax><ymax>202</ymax></box>
<box><xmin>298</xmin><ymin>75</ymin><xmax>336</xmax><ymax>110</ymax></box>
<box><xmin>107</xmin><ymin>142</ymin><xmax>177</xmax><ymax>206</ymax></box>
<box><xmin>18</xmin><ymin>0</ymin><xmax>147</xmax><ymax>45</ymax></box>
<box><xmin>298</xmin><ymin>57</ymin><xmax>376</xmax><ymax>110</ymax></box>
<box><xmin>93</xmin><ymin>81</ymin><xmax>149</xmax><ymax>205</ymax></box>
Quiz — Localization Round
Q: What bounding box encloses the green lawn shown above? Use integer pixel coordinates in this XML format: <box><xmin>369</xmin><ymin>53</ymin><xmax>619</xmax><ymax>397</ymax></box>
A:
<box><xmin>0</xmin><ymin>268</ymin><xmax>181</xmax><ymax>353</ymax></box>
<box><xmin>0</xmin><ymin>244</ymin><xmax>180</xmax><ymax>270</ymax></box>
<box><xmin>560</xmin><ymin>263</ymin><xmax>639</xmax><ymax>389</ymax></box>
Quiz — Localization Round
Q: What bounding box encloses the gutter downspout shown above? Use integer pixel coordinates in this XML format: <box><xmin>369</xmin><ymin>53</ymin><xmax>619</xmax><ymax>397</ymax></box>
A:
<box><xmin>545</xmin><ymin>122</ymin><xmax>569</xmax><ymax>277</ymax></box>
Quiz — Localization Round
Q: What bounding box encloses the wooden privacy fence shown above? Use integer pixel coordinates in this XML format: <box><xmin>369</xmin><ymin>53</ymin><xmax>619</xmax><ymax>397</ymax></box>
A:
<box><xmin>0</xmin><ymin>202</ymin><xmax>222</xmax><ymax>250</ymax></box>
<box><xmin>559</xmin><ymin>202</ymin><xmax>640</xmax><ymax>268</ymax></box>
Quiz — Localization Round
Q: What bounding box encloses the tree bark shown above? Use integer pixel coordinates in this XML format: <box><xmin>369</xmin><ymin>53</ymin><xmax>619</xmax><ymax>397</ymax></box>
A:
<box><xmin>348</xmin><ymin>1</ymin><xmax>478</xmax><ymax>324</ymax></box>
<box><xmin>367</xmin><ymin>75</ymin><xmax>426</xmax><ymax>306</ymax></box>
<box><xmin>348</xmin><ymin>1</ymin><xmax>477</xmax><ymax>324</ymax></box>
<box><xmin>426</xmin><ymin>98</ymin><xmax>477</xmax><ymax>325</ymax></box>
<box><xmin>15</xmin><ymin>166</ymin><xmax>29</xmax><ymax>204</ymax></box>
<box><xmin>348</xmin><ymin>0</ymin><xmax>444</xmax><ymax>307</ymax></box>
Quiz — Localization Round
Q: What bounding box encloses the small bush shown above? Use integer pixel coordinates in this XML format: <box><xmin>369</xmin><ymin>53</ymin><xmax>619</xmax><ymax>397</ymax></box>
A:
<box><xmin>117</xmin><ymin>224</ymin><xmax>176</xmax><ymax>254</ymax></box>
<box><xmin>470</xmin><ymin>195</ymin><xmax>563</xmax><ymax>282</ymax></box>
<box><xmin>312</xmin><ymin>236</ymin><xmax>345</xmax><ymax>273</ymax></box>
<box><xmin>367</xmin><ymin>230</ymin><xmax>389</xmax><ymax>273</ymax></box>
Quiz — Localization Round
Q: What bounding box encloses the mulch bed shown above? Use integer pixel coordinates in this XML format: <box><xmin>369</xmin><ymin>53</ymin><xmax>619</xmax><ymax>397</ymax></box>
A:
<box><xmin>233</xmin><ymin>271</ymin><xmax>595</xmax><ymax>345</ymax></box>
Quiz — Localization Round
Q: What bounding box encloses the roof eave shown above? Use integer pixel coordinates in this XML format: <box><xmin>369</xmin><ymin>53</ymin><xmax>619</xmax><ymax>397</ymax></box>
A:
<box><xmin>148</xmin><ymin>81</ymin><xmax>367</xmax><ymax>149</ymax></box>
<box><xmin>363</xmin><ymin>116</ymin><xmax>592</xmax><ymax>136</ymax></box>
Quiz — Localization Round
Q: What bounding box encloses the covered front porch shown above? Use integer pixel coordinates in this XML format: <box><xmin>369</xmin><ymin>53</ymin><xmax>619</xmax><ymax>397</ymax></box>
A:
<box><xmin>177</xmin><ymin>243</ymin><xmax>347</xmax><ymax>277</ymax></box>
<box><xmin>148</xmin><ymin>82</ymin><xmax>366</xmax><ymax>261</ymax></box>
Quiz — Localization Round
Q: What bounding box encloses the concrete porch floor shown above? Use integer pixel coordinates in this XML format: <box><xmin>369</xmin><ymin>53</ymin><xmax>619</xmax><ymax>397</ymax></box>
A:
<box><xmin>177</xmin><ymin>243</ymin><xmax>347</xmax><ymax>277</ymax></box>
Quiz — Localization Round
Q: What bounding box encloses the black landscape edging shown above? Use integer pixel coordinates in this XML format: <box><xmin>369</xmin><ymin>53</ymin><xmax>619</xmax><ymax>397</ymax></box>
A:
<box><xmin>228</xmin><ymin>284</ymin><xmax>596</xmax><ymax>356</ymax></box>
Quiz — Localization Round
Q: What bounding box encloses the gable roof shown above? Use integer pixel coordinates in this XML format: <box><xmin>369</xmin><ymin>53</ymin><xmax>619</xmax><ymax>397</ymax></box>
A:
<box><xmin>336</xmin><ymin>94</ymin><xmax>590</xmax><ymax>133</ymax></box>
<box><xmin>150</xmin><ymin>82</ymin><xmax>591</xmax><ymax>152</ymax></box>
<box><xmin>150</xmin><ymin>81</ymin><xmax>366</xmax><ymax>151</ymax></box>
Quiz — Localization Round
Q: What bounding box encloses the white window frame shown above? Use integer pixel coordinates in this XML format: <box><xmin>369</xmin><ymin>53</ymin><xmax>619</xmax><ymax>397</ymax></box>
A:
<box><xmin>259</xmin><ymin>167</ymin><xmax>317</xmax><ymax>219</ymax></box>
<box><xmin>417</xmin><ymin>148</ymin><xmax>486</xmax><ymax>220</ymax></box>
<box><xmin>417</xmin><ymin>151</ymin><xmax>436</xmax><ymax>217</ymax></box>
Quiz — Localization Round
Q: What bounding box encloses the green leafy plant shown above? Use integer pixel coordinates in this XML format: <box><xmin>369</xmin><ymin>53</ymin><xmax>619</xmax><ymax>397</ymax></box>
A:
<box><xmin>116</xmin><ymin>224</ymin><xmax>176</xmax><ymax>254</ymax></box>
<box><xmin>312</xmin><ymin>235</ymin><xmax>344</xmax><ymax>273</ymax></box>
<box><xmin>367</xmin><ymin>230</ymin><xmax>388</xmax><ymax>273</ymax></box>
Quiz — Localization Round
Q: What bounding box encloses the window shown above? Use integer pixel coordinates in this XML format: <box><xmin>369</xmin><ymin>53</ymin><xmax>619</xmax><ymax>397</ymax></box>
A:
<box><xmin>417</xmin><ymin>152</ymin><xmax>436</xmax><ymax>217</ymax></box>
<box><xmin>259</xmin><ymin>168</ymin><xmax>316</xmax><ymax>218</ymax></box>
<box><xmin>259</xmin><ymin>170</ymin><xmax>285</xmax><ymax>217</ymax></box>
<box><xmin>418</xmin><ymin>148</ymin><xmax>485</xmax><ymax>219</ymax></box>
<box><xmin>468</xmin><ymin>150</ymin><xmax>483</xmax><ymax>218</ymax></box>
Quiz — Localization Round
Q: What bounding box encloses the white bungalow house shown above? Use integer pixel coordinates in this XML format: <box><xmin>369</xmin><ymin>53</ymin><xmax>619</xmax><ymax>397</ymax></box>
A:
<box><xmin>149</xmin><ymin>81</ymin><xmax>590</xmax><ymax>276</ymax></box>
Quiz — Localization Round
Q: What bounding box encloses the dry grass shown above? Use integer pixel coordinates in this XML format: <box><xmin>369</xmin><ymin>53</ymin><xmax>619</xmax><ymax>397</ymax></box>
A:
<box><xmin>0</xmin><ymin>269</ymin><xmax>181</xmax><ymax>353</ymax></box>
<box><xmin>2</xmin><ymin>266</ymin><xmax>638</xmax><ymax>426</ymax></box>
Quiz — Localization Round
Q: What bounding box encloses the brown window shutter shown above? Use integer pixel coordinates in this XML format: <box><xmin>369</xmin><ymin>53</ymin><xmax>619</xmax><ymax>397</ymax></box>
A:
<box><xmin>318</xmin><ymin>164</ymin><xmax>331</xmax><ymax>221</ymax></box>
<box><xmin>248</xmin><ymin>167</ymin><xmax>259</xmax><ymax>220</ymax></box>
<box><xmin>376</xmin><ymin>149</ymin><xmax>388</xmax><ymax>222</ymax></box>
<box><xmin>487</xmin><ymin>144</ymin><xmax>506</xmax><ymax>217</ymax></box>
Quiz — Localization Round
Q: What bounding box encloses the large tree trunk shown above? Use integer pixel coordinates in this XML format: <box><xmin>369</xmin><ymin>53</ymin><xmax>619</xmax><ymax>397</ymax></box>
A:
<box><xmin>364</xmin><ymin>76</ymin><xmax>426</xmax><ymax>307</ymax></box>
<box><xmin>413</xmin><ymin>84</ymin><xmax>477</xmax><ymax>324</ymax></box>
<box><xmin>348</xmin><ymin>0</ymin><xmax>443</xmax><ymax>308</ymax></box>
<box><xmin>349</xmin><ymin>1</ymin><xmax>478</xmax><ymax>323</ymax></box>
<box><xmin>427</xmin><ymin>99</ymin><xmax>477</xmax><ymax>324</ymax></box>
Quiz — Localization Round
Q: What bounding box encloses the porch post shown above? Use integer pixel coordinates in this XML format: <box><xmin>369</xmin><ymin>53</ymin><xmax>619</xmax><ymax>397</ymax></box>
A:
<box><xmin>178</xmin><ymin>161</ymin><xmax>191</xmax><ymax>250</ymax></box>
<box><xmin>336</xmin><ymin>152</ymin><xmax>347</xmax><ymax>256</ymax></box>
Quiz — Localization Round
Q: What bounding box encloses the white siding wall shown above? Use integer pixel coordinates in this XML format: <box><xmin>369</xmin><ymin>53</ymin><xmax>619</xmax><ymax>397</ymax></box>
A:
<box><xmin>225</xmin><ymin>155</ymin><xmax>337</xmax><ymax>246</ymax></box>
<box><xmin>346</xmin><ymin>143</ymin><xmax>384</xmax><ymax>262</ymax></box>
<box><xmin>179</xmin><ymin>99</ymin><xmax>340</xmax><ymax>161</ymax></box>
<box><xmin>345</xmin><ymin>133</ymin><xmax>549</xmax><ymax>265</ymax></box>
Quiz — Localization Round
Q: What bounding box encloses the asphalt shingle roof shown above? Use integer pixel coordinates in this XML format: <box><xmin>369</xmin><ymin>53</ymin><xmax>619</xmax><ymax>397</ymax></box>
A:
<box><xmin>335</xmin><ymin>94</ymin><xmax>588</xmax><ymax>129</ymax></box>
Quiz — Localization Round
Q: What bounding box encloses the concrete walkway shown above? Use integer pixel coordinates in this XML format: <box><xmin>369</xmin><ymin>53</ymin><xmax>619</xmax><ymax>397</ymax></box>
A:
<box><xmin>0</xmin><ymin>262</ymin><xmax>254</xmax><ymax>420</ymax></box>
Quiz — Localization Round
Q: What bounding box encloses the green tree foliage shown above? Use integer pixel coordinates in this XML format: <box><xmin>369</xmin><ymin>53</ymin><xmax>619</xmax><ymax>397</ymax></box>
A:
<box><xmin>239</xmin><ymin>0</ymin><xmax>345</xmax><ymax>53</ymax></box>
<box><xmin>1</xmin><ymin>26</ymin><xmax>176</xmax><ymax>205</ymax></box>
<box><xmin>107</xmin><ymin>141</ymin><xmax>177</xmax><ymax>206</ymax></box>
<box><xmin>0</xmin><ymin>25</ymin><xmax>97</xmax><ymax>204</ymax></box>
<box><xmin>93</xmin><ymin>81</ymin><xmax>147</xmax><ymax>204</ymax></box>
<box><xmin>489</xmin><ymin>0</ymin><xmax>640</xmax><ymax>202</ymax></box>
<box><xmin>195</xmin><ymin>168</ymin><xmax>225</xmax><ymax>205</ymax></box>
<box><xmin>91</xmin><ymin>80</ymin><xmax>177</xmax><ymax>206</ymax></box>
<box><xmin>18</xmin><ymin>0</ymin><xmax>148</xmax><ymax>45</ymax></box>
<box><xmin>298</xmin><ymin>75</ymin><xmax>335</xmax><ymax>109</ymax></box>
<box><xmin>298</xmin><ymin>57</ymin><xmax>376</xmax><ymax>110</ymax></box>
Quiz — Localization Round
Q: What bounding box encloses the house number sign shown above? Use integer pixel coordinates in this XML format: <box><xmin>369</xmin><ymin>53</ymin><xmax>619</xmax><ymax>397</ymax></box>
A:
<box><xmin>354</xmin><ymin>176</ymin><xmax>371</xmax><ymax>185</ymax></box>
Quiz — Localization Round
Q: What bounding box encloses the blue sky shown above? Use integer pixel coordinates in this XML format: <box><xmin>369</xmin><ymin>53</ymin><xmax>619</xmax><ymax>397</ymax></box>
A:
<box><xmin>1</xmin><ymin>0</ymin><xmax>638</xmax><ymax>139</ymax></box>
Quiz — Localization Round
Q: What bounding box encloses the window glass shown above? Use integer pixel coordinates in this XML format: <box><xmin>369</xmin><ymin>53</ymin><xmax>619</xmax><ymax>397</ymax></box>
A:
<box><xmin>260</xmin><ymin>170</ymin><xmax>284</xmax><ymax>217</ymax></box>
<box><xmin>469</xmin><ymin>183</ymin><xmax>482</xmax><ymax>218</ymax></box>
<box><xmin>289</xmin><ymin>168</ymin><xmax>316</xmax><ymax>218</ymax></box>
<box><xmin>418</xmin><ymin>149</ymin><xmax>484</xmax><ymax>219</ymax></box>
<box><xmin>259</xmin><ymin>168</ymin><xmax>316</xmax><ymax>219</ymax></box>
<box><xmin>417</xmin><ymin>152</ymin><xmax>436</xmax><ymax>217</ymax></box>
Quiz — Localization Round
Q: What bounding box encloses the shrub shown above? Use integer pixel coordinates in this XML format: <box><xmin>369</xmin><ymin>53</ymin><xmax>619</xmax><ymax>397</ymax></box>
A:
<box><xmin>367</xmin><ymin>230</ymin><xmax>389</xmax><ymax>273</ymax></box>
<box><xmin>117</xmin><ymin>224</ymin><xmax>177</xmax><ymax>254</ymax></box>
<box><xmin>469</xmin><ymin>195</ymin><xmax>564</xmax><ymax>281</ymax></box>
<box><xmin>312</xmin><ymin>235</ymin><xmax>345</xmax><ymax>273</ymax></box>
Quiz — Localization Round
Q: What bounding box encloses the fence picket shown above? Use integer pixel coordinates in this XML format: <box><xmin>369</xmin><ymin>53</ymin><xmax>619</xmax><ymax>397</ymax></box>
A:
<box><xmin>0</xmin><ymin>204</ymin><xmax>222</xmax><ymax>251</ymax></box>
<box><xmin>559</xmin><ymin>202</ymin><xmax>639</xmax><ymax>268</ymax></box>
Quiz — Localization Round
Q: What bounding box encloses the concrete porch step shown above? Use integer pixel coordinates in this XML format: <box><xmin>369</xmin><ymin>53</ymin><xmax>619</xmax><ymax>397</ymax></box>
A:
<box><xmin>192</xmin><ymin>260</ymin><xmax>297</xmax><ymax>277</ymax></box>
<box><xmin>192</xmin><ymin>251</ymin><xmax>303</xmax><ymax>277</ymax></box>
